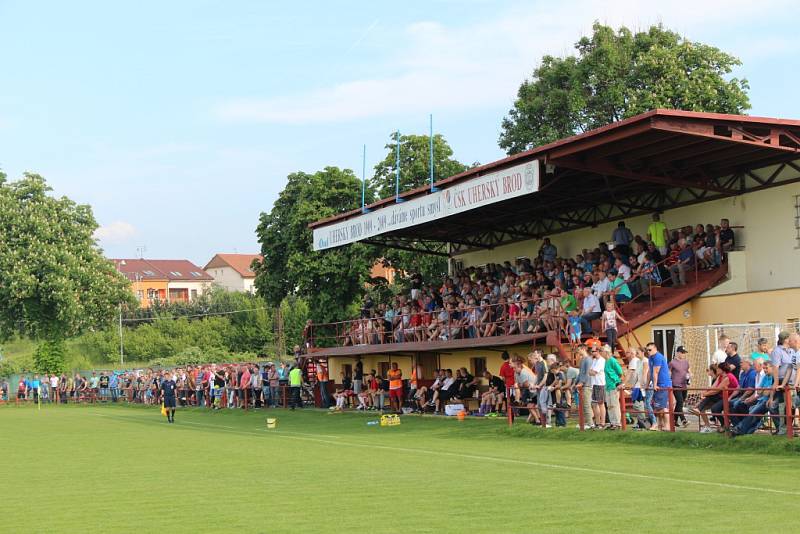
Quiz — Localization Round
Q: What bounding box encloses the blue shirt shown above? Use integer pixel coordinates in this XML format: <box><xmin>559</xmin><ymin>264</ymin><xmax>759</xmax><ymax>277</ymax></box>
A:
<box><xmin>757</xmin><ymin>375</ymin><xmax>774</xmax><ymax>401</ymax></box>
<box><xmin>648</xmin><ymin>352</ymin><xmax>672</xmax><ymax>387</ymax></box>
<box><xmin>568</xmin><ymin>316</ymin><xmax>582</xmax><ymax>336</ymax></box>
<box><xmin>738</xmin><ymin>367</ymin><xmax>756</xmax><ymax>391</ymax></box>
<box><xmin>109</xmin><ymin>374</ymin><xmax>119</xmax><ymax>388</ymax></box>
<box><xmin>678</xmin><ymin>247</ymin><xmax>694</xmax><ymax>265</ymax></box>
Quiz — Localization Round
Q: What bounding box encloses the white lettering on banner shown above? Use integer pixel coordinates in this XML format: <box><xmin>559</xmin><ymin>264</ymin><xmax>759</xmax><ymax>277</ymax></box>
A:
<box><xmin>313</xmin><ymin>160</ymin><xmax>539</xmax><ymax>251</ymax></box>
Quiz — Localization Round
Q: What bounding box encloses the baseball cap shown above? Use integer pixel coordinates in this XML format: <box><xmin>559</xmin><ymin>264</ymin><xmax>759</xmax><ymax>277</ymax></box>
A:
<box><xmin>675</xmin><ymin>346</ymin><xmax>688</xmax><ymax>354</ymax></box>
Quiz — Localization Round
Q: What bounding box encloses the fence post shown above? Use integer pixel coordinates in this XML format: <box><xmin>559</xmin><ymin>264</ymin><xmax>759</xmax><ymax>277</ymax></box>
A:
<box><xmin>668</xmin><ymin>388</ymin><xmax>676</xmax><ymax>432</ymax></box>
<box><xmin>786</xmin><ymin>391</ymin><xmax>794</xmax><ymax>440</ymax></box>
<box><xmin>578</xmin><ymin>385</ymin><xmax>585</xmax><ymax>431</ymax></box>
<box><xmin>506</xmin><ymin>387</ymin><xmax>513</xmax><ymax>428</ymax></box>
<box><xmin>721</xmin><ymin>388</ymin><xmax>730</xmax><ymax>430</ymax></box>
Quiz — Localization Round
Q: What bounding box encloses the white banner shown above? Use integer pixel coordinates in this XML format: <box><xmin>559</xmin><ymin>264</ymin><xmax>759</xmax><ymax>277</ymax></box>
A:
<box><xmin>313</xmin><ymin>160</ymin><xmax>539</xmax><ymax>251</ymax></box>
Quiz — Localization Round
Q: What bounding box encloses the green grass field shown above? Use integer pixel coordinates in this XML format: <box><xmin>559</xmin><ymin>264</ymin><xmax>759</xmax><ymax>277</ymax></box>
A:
<box><xmin>2</xmin><ymin>405</ymin><xmax>799</xmax><ymax>533</ymax></box>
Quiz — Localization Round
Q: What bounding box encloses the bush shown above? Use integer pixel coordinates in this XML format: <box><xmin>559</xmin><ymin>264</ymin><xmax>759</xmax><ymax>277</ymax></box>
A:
<box><xmin>33</xmin><ymin>340</ymin><xmax>67</xmax><ymax>374</ymax></box>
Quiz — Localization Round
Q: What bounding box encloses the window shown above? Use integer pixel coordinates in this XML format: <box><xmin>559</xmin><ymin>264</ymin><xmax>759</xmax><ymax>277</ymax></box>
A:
<box><xmin>470</xmin><ymin>357</ymin><xmax>486</xmax><ymax>377</ymax></box>
<box><xmin>136</xmin><ymin>290</ymin><xmax>144</xmax><ymax>300</ymax></box>
<box><xmin>190</xmin><ymin>289</ymin><xmax>198</xmax><ymax>300</ymax></box>
<box><xmin>794</xmin><ymin>195</ymin><xmax>800</xmax><ymax>249</ymax></box>
<box><xmin>142</xmin><ymin>270</ymin><xmax>155</xmax><ymax>276</ymax></box>
<box><xmin>191</xmin><ymin>271</ymin><xmax>202</xmax><ymax>277</ymax></box>
<box><xmin>147</xmin><ymin>288</ymin><xmax>158</xmax><ymax>300</ymax></box>
<box><xmin>170</xmin><ymin>271</ymin><xmax>182</xmax><ymax>277</ymax></box>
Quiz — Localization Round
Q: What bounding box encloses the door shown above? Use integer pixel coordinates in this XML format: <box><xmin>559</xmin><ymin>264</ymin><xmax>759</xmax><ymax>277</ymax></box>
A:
<box><xmin>652</xmin><ymin>326</ymin><xmax>682</xmax><ymax>359</ymax></box>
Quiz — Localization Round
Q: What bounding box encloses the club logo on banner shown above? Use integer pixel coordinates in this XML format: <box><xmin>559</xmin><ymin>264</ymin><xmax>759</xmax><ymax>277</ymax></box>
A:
<box><xmin>313</xmin><ymin>160</ymin><xmax>539</xmax><ymax>251</ymax></box>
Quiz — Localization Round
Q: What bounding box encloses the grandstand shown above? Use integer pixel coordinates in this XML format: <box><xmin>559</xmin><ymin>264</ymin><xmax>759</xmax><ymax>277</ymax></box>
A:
<box><xmin>307</xmin><ymin>109</ymin><xmax>800</xmax><ymax>386</ymax></box>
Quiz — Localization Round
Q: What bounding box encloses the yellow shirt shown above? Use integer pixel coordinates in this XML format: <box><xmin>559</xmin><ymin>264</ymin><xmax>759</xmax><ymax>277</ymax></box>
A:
<box><xmin>647</xmin><ymin>221</ymin><xmax>667</xmax><ymax>247</ymax></box>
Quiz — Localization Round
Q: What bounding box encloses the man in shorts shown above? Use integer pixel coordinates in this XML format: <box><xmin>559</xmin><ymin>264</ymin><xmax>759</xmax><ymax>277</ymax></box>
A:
<box><xmin>161</xmin><ymin>373</ymin><xmax>177</xmax><ymax>423</ymax></box>
<box><xmin>646</xmin><ymin>342</ymin><xmax>672</xmax><ymax>431</ymax></box>
<box><xmin>387</xmin><ymin>362</ymin><xmax>403</xmax><ymax>413</ymax></box>
<box><xmin>588</xmin><ymin>348</ymin><xmax>606</xmax><ymax>428</ymax></box>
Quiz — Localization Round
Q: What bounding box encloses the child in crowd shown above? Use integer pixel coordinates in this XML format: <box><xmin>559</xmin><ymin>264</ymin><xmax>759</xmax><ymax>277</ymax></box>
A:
<box><xmin>601</xmin><ymin>300</ymin><xmax>628</xmax><ymax>349</ymax></box>
<box><xmin>567</xmin><ymin>309</ymin><xmax>582</xmax><ymax>344</ymax></box>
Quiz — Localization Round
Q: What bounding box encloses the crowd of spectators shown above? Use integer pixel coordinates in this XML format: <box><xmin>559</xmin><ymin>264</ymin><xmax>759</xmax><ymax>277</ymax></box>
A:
<box><xmin>332</xmin><ymin>216</ymin><xmax>734</xmax><ymax>348</ymax></box>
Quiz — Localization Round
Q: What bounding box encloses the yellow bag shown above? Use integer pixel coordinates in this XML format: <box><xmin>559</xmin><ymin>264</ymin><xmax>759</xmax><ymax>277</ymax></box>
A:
<box><xmin>161</xmin><ymin>403</ymin><xmax>167</xmax><ymax>417</ymax></box>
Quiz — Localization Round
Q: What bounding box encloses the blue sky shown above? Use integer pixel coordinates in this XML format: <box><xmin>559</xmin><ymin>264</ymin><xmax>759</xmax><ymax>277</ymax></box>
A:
<box><xmin>1</xmin><ymin>0</ymin><xmax>798</xmax><ymax>265</ymax></box>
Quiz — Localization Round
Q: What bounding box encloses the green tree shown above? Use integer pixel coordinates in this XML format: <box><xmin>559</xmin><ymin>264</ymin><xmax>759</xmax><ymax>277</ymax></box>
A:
<box><xmin>33</xmin><ymin>339</ymin><xmax>67</xmax><ymax>374</ymax></box>
<box><xmin>0</xmin><ymin>173</ymin><xmax>134</xmax><ymax>341</ymax></box>
<box><xmin>499</xmin><ymin>23</ymin><xmax>750</xmax><ymax>154</ymax></box>
<box><xmin>254</xmin><ymin>167</ymin><xmax>376</xmax><ymax>323</ymax></box>
<box><xmin>370</xmin><ymin>133</ymin><xmax>469</xmax><ymax>199</ymax></box>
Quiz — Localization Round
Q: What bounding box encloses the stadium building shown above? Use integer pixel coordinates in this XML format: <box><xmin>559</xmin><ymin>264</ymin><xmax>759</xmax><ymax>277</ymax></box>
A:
<box><xmin>307</xmin><ymin>109</ymin><xmax>800</xmax><ymax>386</ymax></box>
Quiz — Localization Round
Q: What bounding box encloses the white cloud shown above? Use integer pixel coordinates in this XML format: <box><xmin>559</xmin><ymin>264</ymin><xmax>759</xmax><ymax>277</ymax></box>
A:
<box><xmin>214</xmin><ymin>0</ymin><xmax>789</xmax><ymax>125</ymax></box>
<box><xmin>94</xmin><ymin>221</ymin><xmax>138</xmax><ymax>244</ymax></box>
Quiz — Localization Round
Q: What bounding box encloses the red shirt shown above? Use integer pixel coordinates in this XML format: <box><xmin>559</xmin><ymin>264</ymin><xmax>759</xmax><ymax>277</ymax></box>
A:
<box><xmin>499</xmin><ymin>361</ymin><xmax>515</xmax><ymax>387</ymax></box>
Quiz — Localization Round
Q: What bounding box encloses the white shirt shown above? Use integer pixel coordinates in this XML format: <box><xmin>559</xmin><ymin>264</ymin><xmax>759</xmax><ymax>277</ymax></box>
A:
<box><xmin>590</xmin><ymin>357</ymin><xmax>606</xmax><ymax>386</ymax></box>
<box><xmin>582</xmin><ymin>294</ymin><xmax>601</xmax><ymax>314</ymax></box>
<box><xmin>592</xmin><ymin>278</ymin><xmax>610</xmax><ymax>296</ymax></box>
<box><xmin>627</xmin><ymin>357</ymin><xmax>643</xmax><ymax>388</ymax></box>
<box><xmin>49</xmin><ymin>376</ymin><xmax>59</xmax><ymax>387</ymax></box>
<box><xmin>712</xmin><ymin>349</ymin><xmax>727</xmax><ymax>364</ymax></box>
<box><xmin>617</xmin><ymin>264</ymin><xmax>631</xmax><ymax>281</ymax></box>
<box><xmin>441</xmin><ymin>377</ymin><xmax>456</xmax><ymax>390</ymax></box>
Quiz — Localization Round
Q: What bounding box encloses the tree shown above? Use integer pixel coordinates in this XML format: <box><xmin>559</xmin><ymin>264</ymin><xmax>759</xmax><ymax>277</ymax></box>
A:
<box><xmin>370</xmin><ymin>133</ymin><xmax>469</xmax><ymax>199</ymax></box>
<box><xmin>33</xmin><ymin>339</ymin><xmax>67</xmax><ymax>374</ymax></box>
<box><xmin>254</xmin><ymin>167</ymin><xmax>376</xmax><ymax>323</ymax></box>
<box><xmin>499</xmin><ymin>23</ymin><xmax>750</xmax><ymax>154</ymax></box>
<box><xmin>0</xmin><ymin>173</ymin><xmax>134</xmax><ymax>341</ymax></box>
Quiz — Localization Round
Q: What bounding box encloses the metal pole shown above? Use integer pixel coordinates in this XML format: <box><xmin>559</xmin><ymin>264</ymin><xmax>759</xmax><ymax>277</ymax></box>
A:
<box><xmin>429</xmin><ymin>114</ymin><xmax>438</xmax><ymax>192</ymax></box>
<box><xmin>395</xmin><ymin>130</ymin><xmax>404</xmax><ymax>203</ymax></box>
<box><xmin>361</xmin><ymin>144</ymin><xmax>368</xmax><ymax>213</ymax></box>
<box><xmin>118</xmin><ymin>304</ymin><xmax>124</xmax><ymax>365</ymax></box>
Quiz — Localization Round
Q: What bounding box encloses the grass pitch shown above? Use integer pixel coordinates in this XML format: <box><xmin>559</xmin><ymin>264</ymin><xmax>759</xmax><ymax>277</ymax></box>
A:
<box><xmin>2</xmin><ymin>404</ymin><xmax>799</xmax><ymax>533</ymax></box>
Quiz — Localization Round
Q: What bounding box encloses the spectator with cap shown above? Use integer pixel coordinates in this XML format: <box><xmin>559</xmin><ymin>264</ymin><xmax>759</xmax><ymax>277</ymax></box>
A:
<box><xmin>669</xmin><ymin>346</ymin><xmax>691</xmax><ymax>427</ymax></box>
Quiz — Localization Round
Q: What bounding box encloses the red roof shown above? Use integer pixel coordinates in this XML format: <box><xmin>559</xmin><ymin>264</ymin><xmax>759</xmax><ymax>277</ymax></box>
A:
<box><xmin>112</xmin><ymin>259</ymin><xmax>214</xmax><ymax>281</ymax></box>
<box><xmin>203</xmin><ymin>254</ymin><xmax>262</xmax><ymax>278</ymax></box>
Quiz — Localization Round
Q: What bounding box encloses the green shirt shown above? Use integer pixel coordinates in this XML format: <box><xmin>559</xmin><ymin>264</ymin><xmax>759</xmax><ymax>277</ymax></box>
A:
<box><xmin>605</xmin><ymin>357</ymin><xmax>623</xmax><ymax>392</ymax></box>
<box><xmin>610</xmin><ymin>277</ymin><xmax>631</xmax><ymax>299</ymax></box>
<box><xmin>560</xmin><ymin>294</ymin><xmax>577</xmax><ymax>313</ymax></box>
<box><xmin>288</xmin><ymin>368</ymin><xmax>302</xmax><ymax>387</ymax></box>
<box><xmin>647</xmin><ymin>221</ymin><xmax>667</xmax><ymax>247</ymax></box>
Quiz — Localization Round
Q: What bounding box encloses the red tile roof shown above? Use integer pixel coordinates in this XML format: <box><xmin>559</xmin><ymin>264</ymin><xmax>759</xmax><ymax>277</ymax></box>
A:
<box><xmin>112</xmin><ymin>259</ymin><xmax>213</xmax><ymax>281</ymax></box>
<box><xmin>203</xmin><ymin>253</ymin><xmax>262</xmax><ymax>278</ymax></box>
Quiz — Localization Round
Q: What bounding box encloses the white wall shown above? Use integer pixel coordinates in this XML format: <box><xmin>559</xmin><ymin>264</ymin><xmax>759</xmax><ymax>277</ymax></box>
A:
<box><xmin>210</xmin><ymin>266</ymin><xmax>255</xmax><ymax>293</ymax></box>
<box><xmin>455</xmin><ymin>178</ymin><xmax>800</xmax><ymax>293</ymax></box>
<box><xmin>168</xmin><ymin>281</ymin><xmax>211</xmax><ymax>300</ymax></box>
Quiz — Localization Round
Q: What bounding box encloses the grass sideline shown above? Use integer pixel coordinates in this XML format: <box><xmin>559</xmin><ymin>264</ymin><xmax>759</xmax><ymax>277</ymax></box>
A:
<box><xmin>2</xmin><ymin>404</ymin><xmax>799</xmax><ymax>533</ymax></box>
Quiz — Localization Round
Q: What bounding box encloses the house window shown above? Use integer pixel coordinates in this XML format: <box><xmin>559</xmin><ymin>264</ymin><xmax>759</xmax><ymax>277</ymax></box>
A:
<box><xmin>652</xmin><ymin>326</ymin><xmax>682</xmax><ymax>359</ymax></box>
<box><xmin>190</xmin><ymin>289</ymin><xmax>198</xmax><ymax>300</ymax></box>
<box><xmin>470</xmin><ymin>357</ymin><xmax>487</xmax><ymax>377</ymax></box>
<box><xmin>147</xmin><ymin>288</ymin><xmax>158</xmax><ymax>300</ymax></box>
<box><xmin>136</xmin><ymin>290</ymin><xmax>144</xmax><ymax>300</ymax></box>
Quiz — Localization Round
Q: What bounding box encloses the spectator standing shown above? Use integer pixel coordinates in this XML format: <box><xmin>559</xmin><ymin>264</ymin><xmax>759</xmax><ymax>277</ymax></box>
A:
<box><xmin>647</xmin><ymin>213</ymin><xmax>669</xmax><ymax>256</ymax></box>
<box><xmin>770</xmin><ymin>332</ymin><xmax>796</xmax><ymax>435</ymax></box>
<box><xmin>267</xmin><ymin>364</ymin><xmax>280</xmax><ymax>407</ymax></box>
<box><xmin>712</xmin><ymin>335</ymin><xmax>730</xmax><ymax>365</ymax></box>
<box><xmin>539</xmin><ymin>238</ymin><xmax>557</xmax><ymax>263</ymax></box>
<box><xmin>498</xmin><ymin>351</ymin><xmax>516</xmax><ymax>406</ymax></box>
<box><xmin>316</xmin><ymin>364</ymin><xmax>332</xmax><ymax>409</ymax></box>
<box><xmin>724</xmin><ymin>342</ymin><xmax>742</xmax><ymax>378</ymax></box>
<box><xmin>719</xmin><ymin>218</ymin><xmax>735</xmax><ymax>252</ymax></box>
<box><xmin>612</xmin><ymin>221</ymin><xmax>634</xmax><ymax>255</ymax></box>
<box><xmin>588</xmin><ymin>347</ymin><xmax>606</xmax><ymax>428</ymax></box>
<box><xmin>353</xmin><ymin>356</ymin><xmax>364</xmax><ymax>396</ymax></box>
<box><xmin>387</xmin><ymin>362</ymin><xmax>403</xmax><ymax>413</ymax></box>
<box><xmin>669</xmin><ymin>347</ymin><xmax>691</xmax><ymax>427</ymax></box>
<box><xmin>288</xmin><ymin>365</ymin><xmax>303</xmax><ymax>410</ymax></box>
<box><xmin>109</xmin><ymin>372</ymin><xmax>119</xmax><ymax>403</ymax></box>
<box><xmin>603</xmin><ymin>345</ymin><xmax>623</xmax><ymax>430</ymax></box>
<box><xmin>251</xmin><ymin>365</ymin><xmax>263</xmax><ymax>408</ymax></box>
<box><xmin>646</xmin><ymin>342</ymin><xmax>672</xmax><ymax>431</ymax></box>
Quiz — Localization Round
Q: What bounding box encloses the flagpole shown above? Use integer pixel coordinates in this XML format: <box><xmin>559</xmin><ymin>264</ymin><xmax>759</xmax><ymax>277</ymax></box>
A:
<box><xmin>395</xmin><ymin>130</ymin><xmax>404</xmax><ymax>203</ymax></box>
<box><xmin>361</xmin><ymin>144</ymin><xmax>369</xmax><ymax>213</ymax></box>
<box><xmin>429</xmin><ymin>114</ymin><xmax>439</xmax><ymax>192</ymax></box>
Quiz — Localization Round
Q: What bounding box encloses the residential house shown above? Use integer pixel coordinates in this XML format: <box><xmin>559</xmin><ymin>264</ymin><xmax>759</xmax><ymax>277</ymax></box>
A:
<box><xmin>203</xmin><ymin>253</ymin><xmax>262</xmax><ymax>293</ymax></box>
<box><xmin>113</xmin><ymin>258</ymin><xmax>214</xmax><ymax>307</ymax></box>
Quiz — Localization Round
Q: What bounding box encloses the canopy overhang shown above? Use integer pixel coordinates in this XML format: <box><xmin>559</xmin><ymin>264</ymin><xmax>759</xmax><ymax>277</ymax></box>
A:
<box><xmin>310</xmin><ymin>109</ymin><xmax>800</xmax><ymax>256</ymax></box>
